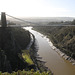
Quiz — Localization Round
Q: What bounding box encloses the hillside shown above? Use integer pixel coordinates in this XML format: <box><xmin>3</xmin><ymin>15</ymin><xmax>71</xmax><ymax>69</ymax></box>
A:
<box><xmin>33</xmin><ymin>26</ymin><xmax>75</xmax><ymax>59</ymax></box>
<box><xmin>0</xmin><ymin>27</ymin><xmax>52</xmax><ymax>75</ymax></box>
<box><xmin>0</xmin><ymin>27</ymin><xmax>31</xmax><ymax>72</ymax></box>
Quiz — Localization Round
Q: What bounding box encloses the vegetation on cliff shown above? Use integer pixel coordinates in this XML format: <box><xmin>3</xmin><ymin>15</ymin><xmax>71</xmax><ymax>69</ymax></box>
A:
<box><xmin>0</xmin><ymin>69</ymin><xmax>51</xmax><ymax>75</ymax></box>
<box><xmin>0</xmin><ymin>27</ymin><xmax>31</xmax><ymax>72</ymax></box>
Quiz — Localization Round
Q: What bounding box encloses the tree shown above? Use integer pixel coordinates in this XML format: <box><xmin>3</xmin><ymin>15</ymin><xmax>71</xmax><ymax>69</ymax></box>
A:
<box><xmin>71</xmin><ymin>19</ymin><xmax>75</xmax><ymax>25</ymax></box>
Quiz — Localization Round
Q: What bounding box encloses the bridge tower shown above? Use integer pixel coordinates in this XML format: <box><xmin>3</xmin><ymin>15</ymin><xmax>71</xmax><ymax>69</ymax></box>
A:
<box><xmin>1</xmin><ymin>12</ymin><xmax>7</xmax><ymax>27</ymax></box>
<box><xmin>0</xmin><ymin>12</ymin><xmax>7</xmax><ymax>50</ymax></box>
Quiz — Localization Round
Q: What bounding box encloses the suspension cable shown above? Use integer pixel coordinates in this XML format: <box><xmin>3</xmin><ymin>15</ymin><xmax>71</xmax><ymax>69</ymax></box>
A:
<box><xmin>6</xmin><ymin>14</ymin><xmax>31</xmax><ymax>23</ymax></box>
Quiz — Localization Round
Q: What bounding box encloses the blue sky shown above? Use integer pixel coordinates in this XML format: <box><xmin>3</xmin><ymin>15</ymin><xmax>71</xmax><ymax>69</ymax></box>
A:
<box><xmin>0</xmin><ymin>0</ymin><xmax>75</xmax><ymax>17</ymax></box>
<box><xmin>42</xmin><ymin>0</ymin><xmax>75</xmax><ymax>17</ymax></box>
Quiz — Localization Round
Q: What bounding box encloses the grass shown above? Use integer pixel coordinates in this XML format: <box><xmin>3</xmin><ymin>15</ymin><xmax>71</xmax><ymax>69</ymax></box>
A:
<box><xmin>22</xmin><ymin>50</ymin><xmax>34</xmax><ymax>65</ymax></box>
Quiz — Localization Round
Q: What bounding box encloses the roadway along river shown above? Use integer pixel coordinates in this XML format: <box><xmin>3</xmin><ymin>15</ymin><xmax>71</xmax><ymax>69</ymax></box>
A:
<box><xmin>24</xmin><ymin>27</ymin><xmax>75</xmax><ymax>75</ymax></box>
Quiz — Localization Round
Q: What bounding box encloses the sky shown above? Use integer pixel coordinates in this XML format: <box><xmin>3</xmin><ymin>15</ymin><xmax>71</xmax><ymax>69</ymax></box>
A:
<box><xmin>0</xmin><ymin>0</ymin><xmax>75</xmax><ymax>17</ymax></box>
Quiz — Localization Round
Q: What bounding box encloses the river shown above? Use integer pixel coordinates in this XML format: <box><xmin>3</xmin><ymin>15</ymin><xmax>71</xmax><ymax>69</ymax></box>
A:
<box><xmin>23</xmin><ymin>27</ymin><xmax>75</xmax><ymax>75</ymax></box>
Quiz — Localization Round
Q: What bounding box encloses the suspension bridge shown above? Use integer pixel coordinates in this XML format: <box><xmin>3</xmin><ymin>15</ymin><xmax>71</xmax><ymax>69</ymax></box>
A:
<box><xmin>0</xmin><ymin>12</ymin><xmax>37</xmax><ymax>27</ymax></box>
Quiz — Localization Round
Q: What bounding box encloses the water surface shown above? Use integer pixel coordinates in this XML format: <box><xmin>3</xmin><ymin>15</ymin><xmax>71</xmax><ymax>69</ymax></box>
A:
<box><xmin>24</xmin><ymin>27</ymin><xmax>75</xmax><ymax>75</ymax></box>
